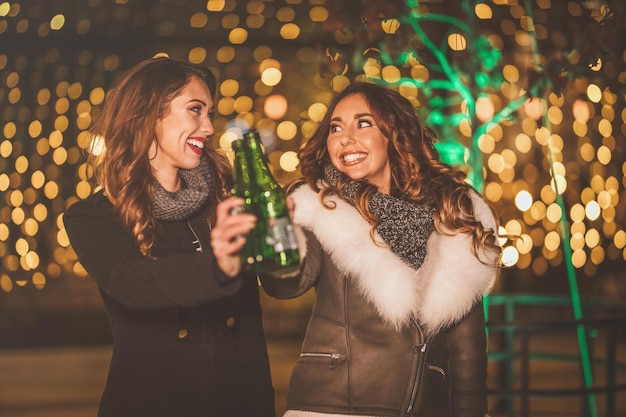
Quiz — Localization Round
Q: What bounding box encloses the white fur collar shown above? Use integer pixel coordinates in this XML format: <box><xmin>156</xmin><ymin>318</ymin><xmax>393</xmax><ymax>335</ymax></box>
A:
<box><xmin>291</xmin><ymin>185</ymin><xmax>499</xmax><ymax>334</ymax></box>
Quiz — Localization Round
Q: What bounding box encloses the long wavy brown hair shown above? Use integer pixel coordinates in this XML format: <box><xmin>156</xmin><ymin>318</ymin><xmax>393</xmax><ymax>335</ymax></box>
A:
<box><xmin>298</xmin><ymin>82</ymin><xmax>499</xmax><ymax>257</ymax></box>
<box><xmin>90</xmin><ymin>57</ymin><xmax>232</xmax><ymax>256</ymax></box>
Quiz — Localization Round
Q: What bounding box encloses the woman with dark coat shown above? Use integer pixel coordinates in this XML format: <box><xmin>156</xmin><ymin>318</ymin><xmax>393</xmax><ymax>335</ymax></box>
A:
<box><xmin>262</xmin><ymin>82</ymin><xmax>501</xmax><ymax>417</ymax></box>
<box><xmin>63</xmin><ymin>57</ymin><xmax>275</xmax><ymax>417</ymax></box>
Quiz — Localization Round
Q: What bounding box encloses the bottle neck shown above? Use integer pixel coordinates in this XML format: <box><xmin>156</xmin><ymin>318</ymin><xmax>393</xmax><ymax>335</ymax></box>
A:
<box><xmin>245</xmin><ymin>133</ymin><xmax>278</xmax><ymax>189</ymax></box>
<box><xmin>232</xmin><ymin>139</ymin><xmax>253</xmax><ymax>195</ymax></box>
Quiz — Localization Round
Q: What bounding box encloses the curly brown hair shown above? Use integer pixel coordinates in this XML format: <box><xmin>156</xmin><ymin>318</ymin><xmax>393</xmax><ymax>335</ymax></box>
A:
<box><xmin>90</xmin><ymin>57</ymin><xmax>232</xmax><ymax>256</ymax></box>
<box><xmin>298</xmin><ymin>82</ymin><xmax>498</xmax><ymax>256</ymax></box>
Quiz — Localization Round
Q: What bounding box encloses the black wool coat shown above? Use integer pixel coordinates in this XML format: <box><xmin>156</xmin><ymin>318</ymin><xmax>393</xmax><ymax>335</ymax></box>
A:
<box><xmin>63</xmin><ymin>190</ymin><xmax>275</xmax><ymax>417</ymax></box>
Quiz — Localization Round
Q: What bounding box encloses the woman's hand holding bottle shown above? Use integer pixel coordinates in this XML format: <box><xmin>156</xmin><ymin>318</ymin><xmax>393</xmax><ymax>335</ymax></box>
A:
<box><xmin>211</xmin><ymin>197</ymin><xmax>257</xmax><ymax>277</ymax></box>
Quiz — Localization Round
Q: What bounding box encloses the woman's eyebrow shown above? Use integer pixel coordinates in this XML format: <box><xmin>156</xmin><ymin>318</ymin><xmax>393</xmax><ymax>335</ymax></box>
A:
<box><xmin>187</xmin><ymin>98</ymin><xmax>207</xmax><ymax>106</ymax></box>
<box><xmin>330</xmin><ymin>112</ymin><xmax>372</xmax><ymax>122</ymax></box>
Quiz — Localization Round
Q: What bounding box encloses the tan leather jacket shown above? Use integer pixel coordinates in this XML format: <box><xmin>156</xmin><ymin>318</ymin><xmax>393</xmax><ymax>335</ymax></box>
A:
<box><xmin>262</xmin><ymin>185</ymin><xmax>499</xmax><ymax>416</ymax></box>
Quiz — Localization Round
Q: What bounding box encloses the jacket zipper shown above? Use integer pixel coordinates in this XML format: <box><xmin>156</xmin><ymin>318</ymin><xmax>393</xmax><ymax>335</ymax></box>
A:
<box><xmin>428</xmin><ymin>364</ymin><xmax>445</xmax><ymax>377</ymax></box>
<box><xmin>405</xmin><ymin>342</ymin><xmax>428</xmax><ymax>416</ymax></box>
<box><xmin>300</xmin><ymin>352</ymin><xmax>346</xmax><ymax>369</ymax></box>
<box><xmin>187</xmin><ymin>221</ymin><xmax>203</xmax><ymax>253</ymax></box>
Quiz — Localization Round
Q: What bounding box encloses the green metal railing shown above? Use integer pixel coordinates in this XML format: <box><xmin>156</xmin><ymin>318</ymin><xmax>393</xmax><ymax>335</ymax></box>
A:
<box><xmin>486</xmin><ymin>294</ymin><xmax>626</xmax><ymax>417</ymax></box>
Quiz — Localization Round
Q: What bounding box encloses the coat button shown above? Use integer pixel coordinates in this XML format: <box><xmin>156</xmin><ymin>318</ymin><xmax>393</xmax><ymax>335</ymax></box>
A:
<box><xmin>225</xmin><ymin>316</ymin><xmax>236</xmax><ymax>327</ymax></box>
<box><xmin>178</xmin><ymin>328</ymin><xmax>188</xmax><ymax>339</ymax></box>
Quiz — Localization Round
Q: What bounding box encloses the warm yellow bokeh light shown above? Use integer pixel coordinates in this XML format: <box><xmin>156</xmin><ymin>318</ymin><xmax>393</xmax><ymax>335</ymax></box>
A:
<box><xmin>585</xmin><ymin>200</ymin><xmax>601</xmax><ymax>221</ymax></box>
<box><xmin>546</xmin><ymin>203</ymin><xmax>563</xmax><ymax>223</ymax></box>
<box><xmin>544</xmin><ymin>231</ymin><xmax>561</xmax><ymax>251</ymax></box>
<box><xmin>219</xmin><ymin>130</ymin><xmax>240</xmax><ymax>153</ymax></box>
<box><xmin>572</xmin><ymin>99</ymin><xmax>590</xmax><ymax>121</ymax></box>
<box><xmin>276</xmin><ymin>121</ymin><xmax>297</xmax><ymax>140</ymax></box>
<box><xmin>280</xmin><ymin>23</ymin><xmax>300</xmax><ymax>39</ymax></box>
<box><xmin>586</xmin><ymin>84</ymin><xmax>602</xmax><ymax>103</ymax></box>
<box><xmin>308</xmin><ymin>103</ymin><xmax>327</xmax><ymax>123</ymax></box>
<box><xmin>206</xmin><ymin>0</ymin><xmax>225</xmax><ymax>12</ymax></box>
<box><xmin>261</xmin><ymin>67</ymin><xmax>282</xmax><ymax>87</ymax></box>
<box><xmin>476</xmin><ymin>96</ymin><xmax>495</xmax><ymax>122</ymax></box>
<box><xmin>448</xmin><ymin>33</ymin><xmax>467</xmax><ymax>51</ymax></box>
<box><xmin>228</xmin><ymin>27</ymin><xmax>248</xmax><ymax>44</ymax></box>
<box><xmin>381</xmin><ymin>19</ymin><xmax>400</xmax><ymax>34</ymax></box>
<box><xmin>571</xmin><ymin>249</ymin><xmax>587</xmax><ymax>268</ymax></box>
<box><xmin>264</xmin><ymin>95</ymin><xmax>288</xmax><ymax>120</ymax></box>
<box><xmin>475</xmin><ymin>3</ymin><xmax>493</xmax><ymax>19</ymax></box>
<box><xmin>381</xmin><ymin>66</ymin><xmax>401</xmax><ymax>84</ymax></box>
<box><xmin>50</xmin><ymin>14</ymin><xmax>65</xmax><ymax>30</ymax></box>
<box><xmin>524</xmin><ymin>98</ymin><xmax>543</xmax><ymax>120</ymax></box>
<box><xmin>279</xmin><ymin>151</ymin><xmax>299</xmax><ymax>172</ymax></box>
<box><xmin>515</xmin><ymin>190</ymin><xmax>533</xmax><ymax>212</ymax></box>
<box><xmin>501</xmin><ymin>246</ymin><xmax>520</xmax><ymax>267</ymax></box>
<box><xmin>309</xmin><ymin>6</ymin><xmax>329</xmax><ymax>22</ymax></box>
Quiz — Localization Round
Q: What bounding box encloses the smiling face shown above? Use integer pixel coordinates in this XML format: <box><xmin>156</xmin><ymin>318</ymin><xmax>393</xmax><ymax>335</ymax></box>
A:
<box><xmin>150</xmin><ymin>76</ymin><xmax>215</xmax><ymax>191</ymax></box>
<box><xmin>326</xmin><ymin>93</ymin><xmax>391</xmax><ymax>194</ymax></box>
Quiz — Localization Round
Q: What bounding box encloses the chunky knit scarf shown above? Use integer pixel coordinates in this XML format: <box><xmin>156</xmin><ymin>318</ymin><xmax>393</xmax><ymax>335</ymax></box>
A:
<box><xmin>153</xmin><ymin>156</ymin><xmax>213</xmax><ymax>221</ymax></box>
<box><xmin>323</xmin><ymin>165</ymin><xmax>436</xmax><ymax>270</ymax></box>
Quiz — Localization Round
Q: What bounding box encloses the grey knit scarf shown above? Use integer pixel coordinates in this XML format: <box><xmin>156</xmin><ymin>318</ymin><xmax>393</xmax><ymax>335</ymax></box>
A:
<box><xmin>153</xmin><ymin>156</ymin><xmax>213</xmax><ymax>221</ymax></box>
<box><xmin>324</xmin><ymin>165</ymin><xmax>435</xmax><ymax>270</ymax></box>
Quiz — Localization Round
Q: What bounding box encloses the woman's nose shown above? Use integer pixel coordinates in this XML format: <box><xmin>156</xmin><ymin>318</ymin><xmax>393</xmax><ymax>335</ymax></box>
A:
<box><xmin>201</xmin><ymin>117</ymin><xmax>214</xmax><ymax>137</ymax></box>
<box><xmin>339</xmin><ymin>129</ymin><xmax>356</xmax><ymax>145</ymax></box>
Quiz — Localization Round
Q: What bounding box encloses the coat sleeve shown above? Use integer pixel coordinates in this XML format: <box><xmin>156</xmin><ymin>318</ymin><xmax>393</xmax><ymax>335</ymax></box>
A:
<box><xmin>447</xmin><ymin>299</ymin><xmax>488</xmax><ymax>417</ymax></box>
<box><xmin>63</xmin><ymin>196</ymin><xmax>242</xmax><ymax>310</ymax></box>
<box><xmin>259</xmin><ymin>229</ymin><xmax>321</xmax><ymax>299</ymax></box>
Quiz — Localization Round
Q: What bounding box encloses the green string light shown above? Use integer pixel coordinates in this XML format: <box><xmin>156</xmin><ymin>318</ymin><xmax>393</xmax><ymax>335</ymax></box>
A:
<box><xmin>434</xmin><ymin>140</ymin><xmax>467</xmax><ymax>166</ymax></box>
<box><xmin>522</xmin><ymin>1</ymin><xmax>597</xmax><ymax>414</ymax></box>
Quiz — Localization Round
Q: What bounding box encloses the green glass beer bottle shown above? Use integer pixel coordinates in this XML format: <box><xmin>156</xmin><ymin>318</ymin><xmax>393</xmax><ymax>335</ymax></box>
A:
<box><xmin>231</xmin><ymin>130</ymin><xmax>300</xmax><ymax>276</ymax></box>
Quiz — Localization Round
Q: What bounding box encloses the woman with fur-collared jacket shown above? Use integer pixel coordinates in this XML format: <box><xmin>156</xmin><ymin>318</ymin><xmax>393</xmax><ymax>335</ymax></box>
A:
<box><xmin>261</xmin><ymin>82</ymin><xmax>501</xmax><ymax>417</ymax></box>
